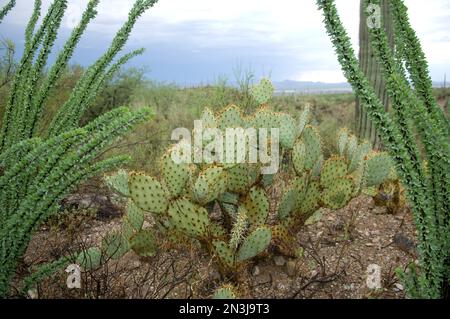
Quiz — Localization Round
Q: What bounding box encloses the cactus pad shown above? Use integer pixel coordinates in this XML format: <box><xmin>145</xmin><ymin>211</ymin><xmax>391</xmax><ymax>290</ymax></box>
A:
<box><xmin>104</xmin><ymin>169</ymin><xmax>129</xmax><ymax>196</ymax></box>
<box><xmin>278</xmin><ymin>188</ymin><xmax>296</xmax><ymax>220</ymax></box>
<box><xmin>243</xmin><ymin>186</ymin><xmax>269</xmax><ymax>227</ymax></box>
<box><xmin>130</xmin><ymin>229</ymin><xmax>157</xmax><ymax>257</ymax></box>
<box><xmin>320</xmin><ymin>156</ymin><xmax>348</xmax><ymax>188</ymax></box>
<box><xmin>125</xmin><ymin>200</ymin><xmax>144</xmax><ymax>231</ymax></box>
<box><xmin>168</xmin><ymin>198</ymin><xmax>210</xmax><ymax>238</ymax></box>
<box><xmin>322</xmin><ymin>177</ymin><xmax>354</xmax><ymax>210</ymax></box>
<box><xmin>212</xmin><ymin>240</ymin><xmax>235</xmax><ymax>268</ymax></box>
<box><xmin>161</xmin><ymin>147</ymin><xmax>190</xmax><ymax>198</ymax></box>
<box><xmin>210</xmin><ymin>222</ymin><xmax>227</xmax><ymax>239</ymax></box>
<box><xmin>349</xmin><ymin>141</ymin><xmax>371</xmax><ymax>173</ymax></box>
<box><xmin>201</xmin><ymin>107</ymin><xmax>217</xmax><ymax>128</ymax></box>
<box><xmin>250</xmin><ymin>78</ymin><xmax>274</xmax><ymax>105</ymax></box>
<box><xmin>102</xmin><ymin>231</ymin><xmax>129</xmax><ymax>260</ymax></box>
<box><xmin>271</xmin><ymin>224</ymin><xmax>296</xmax><ymax>257</ymax></box>
<box><xmin>77</xmin><ymin>247</ymin><xmax>102</xmax><ymax>270</ymax></box>
<box><xmin>237</xmin><ymin>226</ymin><xmax>272</xmax><ymax>262</ymax></box>
<box><xmin>347</xmin><ymin>134</ymin><xmax>358</xmax><ymax>158</ymax></box>
<box><xmin>297</xmin><ymin>105</ymin><xmax>311</xmax><ymax>137</ymax></box>
<box><xmin>218</xmin><ymin>105</ymin><xmax>244</xmax><ymax>129</ymax></box>
<box><xmin>364</xmin><ymin>152</ymin><xmax>393</xmax><ymax>187</ymax></box>
<box><xmin>338</xmin><ymin>128</ymin><xmax>349</xmax><ymax>156</ymax></box>
<box><xmin>192</xmin><ymin>166</ymin><xmax>227</xmax><ymax>204</ymax></box>
<box><xmin>298</xmin><ymin>181</ymin><xmax>321</xmax><ymax>216</ymax></box>
<box><xmin>278</xmin><ymin>113</ymin><xmax>296</xmax><ymax>149</ymax></box>
<box><xmin>129</xmin><ymin>172</ymin><xmax>168</xmax><ymax>214</ymax></box>
<box><xmin>302</xmin><ymin>125</ymin><xmax>322</xmax><ymax>170</ymax></box>
<box><xmin>213</xmin><ymin>285</ymin><xmax>237</xmax><ymax>299</ymax></box>
<box><xmin>292</xmin><ymin>139</ymin><xmax>306</xmax><ymax>174</ymax></box>
<box><xmin>226</xmin><ymin>164</ymin><xmax>258</xmax><ymax>194</ymax></box>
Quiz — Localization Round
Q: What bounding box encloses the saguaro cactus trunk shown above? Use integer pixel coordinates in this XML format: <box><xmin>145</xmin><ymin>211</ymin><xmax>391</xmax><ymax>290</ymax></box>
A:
<box><xmin>355</xmin><ymin>0</ymin><xmax>394</xmax><ymax>148</ymax></box>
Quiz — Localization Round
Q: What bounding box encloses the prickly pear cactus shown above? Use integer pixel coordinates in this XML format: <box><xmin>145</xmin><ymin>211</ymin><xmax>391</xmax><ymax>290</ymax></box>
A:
<box><xmin>129</xmin><ymin>173</ymin><xmax>168</xmax><ymax>214</ymax></box>
<box><xmin>250</xmin><ymin>78</ymin><xmax>274</xmax><ymax>105</ymax></box>
<box><xmin>104</xmin><ymin>169</ymin><xmax>129</xmax><ymax>196</ymax></box>
<box><xmin>213</xmin><ymin>285</ymin><xmax>238</xmax><ymax>299</ymax></box>
<box><xmin>76</xmin><ymin>247</ymin><xmax>102</xmax><ymax>271</ymax></box>
<box><xmin>101</xmin><ymin>100</ymin><xmax>394</xmax><ymax>277</ymax></box>
<box><xmin>236</xmin><ymin>226</ymin><xmax>272</xmax><ymax>262</ymax></box>
<box><xmin>130</xmin><ymin>229</ymin><xmax>157</xmax><ymax>257</ymax></box>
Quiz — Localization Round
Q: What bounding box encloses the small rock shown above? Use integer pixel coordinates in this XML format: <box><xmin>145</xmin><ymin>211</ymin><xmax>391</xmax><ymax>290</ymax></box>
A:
<box><xmin>343</xmin><ymin>283</ymin><xmax>355</xmax><ymax>291</ymax></box>
<box><xmin>274</xmin><ymin>256</ymin><xmax>286</xmax><ymax>267</ymax></box>
<box><xmin>252</xmin><ymin>265</ymin><xmax>261</xmax><ymax>276</ymax></box>
<box><xmin>285</xmin><ymin>260</ymin><xmax>297</xmax><ymax>277</ymax></box>
<box><xmin>253</xmin><ymin>273</ymin><xmax>271</xmax><ymax>285</ymax></box>
<box><xmin>27</xmin><ymin>289</ymin><xmax>38</xmax><ymax>299</ymax></box>
<box><xmin>210</xmin><ymin>269</ymin><xmax>221</xmax><ymax>281</ymax></box>
<box><xmin>393</xmin><ymin>283</ymin><xmax>404</xmax><ymax>292</ymax></box>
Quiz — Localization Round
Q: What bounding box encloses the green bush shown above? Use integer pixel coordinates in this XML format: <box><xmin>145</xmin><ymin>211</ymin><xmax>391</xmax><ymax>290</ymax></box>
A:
<box><xmin>0</xmin><ymin>0</ymin><xmax>159</xmax><ymax>297</ymax></box>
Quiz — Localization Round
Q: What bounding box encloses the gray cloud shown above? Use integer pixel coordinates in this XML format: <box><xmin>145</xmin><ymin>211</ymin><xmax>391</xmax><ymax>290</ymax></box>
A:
<box><xmin>0</xmin><ymin>0</ymin><xmax>448</xmax><ymax>84</ymax></box>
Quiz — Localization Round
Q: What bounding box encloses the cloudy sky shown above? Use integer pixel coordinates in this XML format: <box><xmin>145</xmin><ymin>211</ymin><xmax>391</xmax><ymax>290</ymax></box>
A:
<box><xmin>1</xmin><ymin>0</ymin><xmax>449</xmax><ymax>85</ymax></box>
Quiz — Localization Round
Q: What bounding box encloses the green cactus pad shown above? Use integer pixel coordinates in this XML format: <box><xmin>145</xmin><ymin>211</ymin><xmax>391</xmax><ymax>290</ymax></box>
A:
<box><xmin>292</xmin><ymin>175</ymin><xmax>307</xmax><ymax>210</ymax></box>
<box><xmin>349</xmin><ymin>141</ymin><xmax>371</xmax><ymax>173</ymax></box>
<box><xmin>129</xmin><ymin>172</ymin><xmax>168</xmax><ymax>214</ymax></box>
<box><xmin>311</xmin><ymin>154</ymin><xmax>324</xmax><ymax>178</ymax></box>
<box><xmin>219</xmin><ymin>192</ymin><xmax>239</xmax><ymax>205</ymax></box>
<box><xmin>271</xmin><ymin>224</ymin><xmax>296</xmax><ymax>257</ymax></box>
<box><xmin>346</xmin><ymin>134</ymin><xmax>358</xmax><ymax>158</ymax></box>
<box><xmin>102</xmin><ymin>231</ymin><xmax>129</xmax><ymax>260</ymax></box>
<box><xmin>210</xmin><ymin>223</ymin><xmax>227</xmax><ymax>239</ymax></box>
<box><xmin>130</xmin><ymin>229</ymin><xmax>157</xmax><ymax>257</ymax></box>
<box><xmin>237</xmin><ymin>226</ymin><xmax>272</xmax><ymax>262</ymax></box>
<box><xmin>292</xmin><ymin>139</ymin><xmax>306</xmax><ymax>174</ymax></box>
<box><xmin>322</xmin><ymin>177</ymin><xmax>354</xmax><ymax>210</ymax></box>
<box><xmin>298</xmin><ymin>181</ymin><xmax>321</xmax><ymax>216</ymax></box>
<box><xmin>250</xmin><ymin>107</ymin><xmax>278</xmax><ymax>130</ymax></box>
<box><xmin>218</xmin><ymin>105</ymin><xmax>244</xmax><ymax>129</ymax></box>
<box><xmin>222</xmin><ymin>203</ymin><xmax>238</xmax><ymax>218</ymax></box>
<box><xmin>338</xmin><ymin>128</ymin><xmax>349</xmax><ymax>156</ymax></box>
<box><xmin>364</xmin><ymin>152</ymin><xmax>393</xmax><ymax>187</ymax></box>
<box><xmin>320</xmin><ymin>156</ymin><xmax>348</xmax><ymax>188</ymax></box>
<box><xmin>302</xmin><ymin>125</ymin><xmax>322</xmax><ymax>170</ymax></box>
<box><xmin>201</xmin><ymin>107</ymin><xmax>217</xmax><ymax>128</ymax></box>
<box><xmin>243</xmin><ymin>187</ymin><xmax>270</xmax><ymax>227</ymax></box>
<box><xmin>104</xmin><ymin>169</ymin><xmax>129</xmax><ymax>196</ymax></box>
<box><xmin>278</xmin><ymin>188</ymin><xmax>296</xmax><ymax>220</ymax></box>
<box><xmin>250</xmin><ymin>78</ymin><xmax>274</xmax><ymax>105</ymax></box>
<box><xmin>168</xmin><ymin>198</ymin><xmax>210</xmax><ymax>237</ymax></box>
<box><xmin>125</xmin><ymin>200</ymin><xmax>144</xmax><ymax>231</ymax></box>
<box><xmin>226</xmin><ymin>164</ymin><xmax>259</xmax><ymax>194</ymax></box>
<box><xmin>212</xmin><ymin>240</ymin><xmax>235</xmax><ymax>268</ymax></box>
<box><xmin>350</xmin><ymin>164</ymin><xmax>365</xmax><ymax>196</ymax></box>
<box><xmin>122</xmin><ymin>218</ymin><xmax>135</xmax><ymax>242</ymax></box>
<box><xmin>161</xmin><ymin>147</ymin><xmax>190</xmax><ymax>198</ymax></box>
<box><xmin>77</xmin><ymin>247</ymin><xmax>102</xmax><ymax>270</ymax></box>
<box><xmin>297</xmin><ymin>105</ymin><xmax>311</xmax><ymax>137</ymax></box>
<box><xmin>192</xmin><ymin>166</ymin><xmax>227</xmax><ymax>204</ymax></box>
<box><xmin>278</xmin><ymin>113</ymin><xmax>296</xmax><ymax>149</ymax></box>
<box><xmin>213</xmin><ymin>285</ymin><xmax>237</xmax><ymax>299</ymax></box>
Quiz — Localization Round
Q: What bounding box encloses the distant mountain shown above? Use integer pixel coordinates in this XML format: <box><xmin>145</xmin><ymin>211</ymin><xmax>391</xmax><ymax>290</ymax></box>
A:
<box><xmin>272</xmin><ymin>80</ymin><xmax>352</xmax><ymax>94</ymax></box>
<box><xmin>270</xmin><ymin>80</ymin><xmax>447</xmax><ymax>94</ymax></box>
